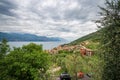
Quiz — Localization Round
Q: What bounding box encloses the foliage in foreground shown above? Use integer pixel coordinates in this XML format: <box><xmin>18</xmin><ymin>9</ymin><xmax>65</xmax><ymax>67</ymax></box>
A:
<box><xmin>0</xmin><ymin>39</ymin><xmax>10</xmax><ymax>59</ymax></box>
<box><xmin>0</xmin><ymin>43</ymin><xmax>51</xmax><ymax>80</ymax></box>
<box><xmin>51</xmin><ymin>49</ymin><xmax>102</xmax><ymax>80</ymax></box>
<box><xmin>97</xmin><ymin>0</ymin><xmax>120</xmax><ymax>80</ymax></box>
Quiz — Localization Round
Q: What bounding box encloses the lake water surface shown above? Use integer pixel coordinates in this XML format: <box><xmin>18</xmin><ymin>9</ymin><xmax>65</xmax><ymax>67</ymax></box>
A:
<box><xmin>8</xmin><ymin>41</ymin><xmax>69</xmax><ymax>50</ymax></box>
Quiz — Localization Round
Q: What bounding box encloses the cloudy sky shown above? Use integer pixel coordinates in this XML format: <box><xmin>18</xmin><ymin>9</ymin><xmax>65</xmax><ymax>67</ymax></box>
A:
<box><xmin>0</xmin><ymin>0</ymin><xmax>105</xmax><ymax>41</ymax></box>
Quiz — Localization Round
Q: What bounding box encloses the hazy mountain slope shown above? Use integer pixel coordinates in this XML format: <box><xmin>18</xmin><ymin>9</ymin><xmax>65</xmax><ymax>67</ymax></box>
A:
<box><xmin>0</xmin><ymin>32</ymin><xmax>65</xmax><ymax>41</ymax></box>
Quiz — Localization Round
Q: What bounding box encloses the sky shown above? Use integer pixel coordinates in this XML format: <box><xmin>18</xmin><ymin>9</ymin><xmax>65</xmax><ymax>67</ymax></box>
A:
<box><xmin>0</xmin><ymin>0</ymin><xmax>105</xmax><ymax>41</ymax></box>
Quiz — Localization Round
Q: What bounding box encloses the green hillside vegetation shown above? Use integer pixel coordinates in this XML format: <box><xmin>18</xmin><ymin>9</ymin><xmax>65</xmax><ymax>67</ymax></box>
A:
<box><xmin>69</xmin><ymin>30</ymin><xmax>101</xmax><ymax>46</ymax></box>
<box><xmin>51</xmin><ymin>50</ymin><xmax>102</xmax><ymax>80</ymax></box>
<box><xmin>48</xmin><ymin>30</ymin><xmax>103</xmax><ymax>80</ymax></box>
<box><xmin>66</xmin><ymin>30</ymin><xmax>101</xmax><ymax>52</ymax></box>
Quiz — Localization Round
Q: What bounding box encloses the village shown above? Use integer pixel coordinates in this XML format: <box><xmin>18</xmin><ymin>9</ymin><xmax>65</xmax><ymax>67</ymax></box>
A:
<box><xmin>47</xmin><ymin>41</ymin><xmax>94</xmax><ymax>56</ymax></box>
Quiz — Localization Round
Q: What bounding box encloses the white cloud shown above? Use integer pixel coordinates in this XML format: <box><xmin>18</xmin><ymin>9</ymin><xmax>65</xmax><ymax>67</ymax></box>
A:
<box><xmin>0</xmin><ymin>0</ymin><xmax>104</xmax><ymax>41</ymax></box>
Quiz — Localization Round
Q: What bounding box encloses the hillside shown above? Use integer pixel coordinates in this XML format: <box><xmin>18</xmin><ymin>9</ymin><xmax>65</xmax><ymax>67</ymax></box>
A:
<box><xmin>68</xmin><ymin>30</ymin><xmax>101</xmax><ymax>46</ymax></box>
<box><xmin>48</xmin><ymin>30</ymin><xmax>102</xmax><ymax>80</ymax></box>
<box><xmin>48</xmin><ymin>30</ymin><xmax>101</xmax><ymax>54</ymax></box>
<box><xmin>0</xmin><ymin>32</ymin><xmax>66</xmax><ymax>41</ymax></box>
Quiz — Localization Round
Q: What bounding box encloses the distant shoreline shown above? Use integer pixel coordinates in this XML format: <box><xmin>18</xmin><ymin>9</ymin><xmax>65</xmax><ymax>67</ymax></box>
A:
<box><xmin>7</xmin><ymin>40</ymin><xmax>65</xmax><ymax>42</ymax></box>
<box><xmin>8</xmin><ymin>41</ymin><xmax>69</xmax><ymax>50</ymax></box>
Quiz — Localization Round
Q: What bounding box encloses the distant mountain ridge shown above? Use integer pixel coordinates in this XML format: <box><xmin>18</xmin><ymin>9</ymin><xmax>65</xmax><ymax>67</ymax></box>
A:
<box><xmin>0</xmin><ymin>32</ymin><xmax>66</xmax><ymax>41</ymax></box>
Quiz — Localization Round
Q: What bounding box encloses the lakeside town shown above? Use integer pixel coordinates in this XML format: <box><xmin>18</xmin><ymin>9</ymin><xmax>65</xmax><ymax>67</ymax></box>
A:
<box><xmin>0</xmin><ymin>0</ymin><xmax>120</xmax><ymax>80</ymax></box>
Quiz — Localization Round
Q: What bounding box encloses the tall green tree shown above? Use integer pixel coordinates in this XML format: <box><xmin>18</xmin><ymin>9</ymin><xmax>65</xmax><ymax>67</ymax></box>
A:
<box><xmin>97</xmin><ymin>0</ymin><xmax>120</xmax><ymax>80</ymax></box>
<box><xmin>0</xmin><ymin>43</ymin><xmax>51</xmax><ymax>80</ymax></box>
<box><xmin>0</xmin><ymin>39</ymin><xmax>10</xmax><ymax>59</ymax></box>
<box><xmin>64</xmin><ymin>51</ymin><xmax>84</xmax><ymax>80</ymax></box>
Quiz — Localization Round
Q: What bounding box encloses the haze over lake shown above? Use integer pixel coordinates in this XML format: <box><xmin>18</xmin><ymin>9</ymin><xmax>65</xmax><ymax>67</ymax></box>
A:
<box><xmin>8</xmin><ymin>41</ymin><xmax>69</xmax><ymax>50</ymax></box>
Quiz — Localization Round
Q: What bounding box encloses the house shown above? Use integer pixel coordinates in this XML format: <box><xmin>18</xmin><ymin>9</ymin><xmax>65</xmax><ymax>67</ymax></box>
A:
<box><xmin>80</xmin><ymin>47</ymin><xmax>94</xmax><ymax>56</ymax></box>
<box><xmin>77</xmin><ymin>71</ymin><xmax>84</xmax><ymax>79</ymax></box>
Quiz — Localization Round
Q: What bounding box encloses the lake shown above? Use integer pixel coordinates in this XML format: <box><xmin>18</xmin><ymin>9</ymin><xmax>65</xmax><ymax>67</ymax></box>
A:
<box><xmin>8</xmin><ymin>41</ymin><xmax>69</xmax><ymax>50</ymax></box>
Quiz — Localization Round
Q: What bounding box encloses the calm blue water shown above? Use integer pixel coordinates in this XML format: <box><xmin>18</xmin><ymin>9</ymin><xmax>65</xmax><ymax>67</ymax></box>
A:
<box><xmin>8</xmin><ymin>41</ymin><xmax>69</xmax><ymax>50</ymax></box>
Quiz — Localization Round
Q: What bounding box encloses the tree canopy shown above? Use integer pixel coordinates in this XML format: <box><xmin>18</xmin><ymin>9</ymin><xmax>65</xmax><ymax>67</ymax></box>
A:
<box><xmin>0</xmin><ymin>43</ymin><xmax>51</xmax><ymax>80</ymax></box>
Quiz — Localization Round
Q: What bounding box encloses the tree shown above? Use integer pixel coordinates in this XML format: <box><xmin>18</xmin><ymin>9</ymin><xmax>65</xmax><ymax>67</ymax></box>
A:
<box><xmin>0</xmin><ymin>43</ymin><xmax>51</xmax><ymax>80</ymax></box>
<box><xmin>96</xmin><ymin>0</ymin><xmax>120</xmax><ymax>80</ymax></box>
<box><xmin>0</xmin><ymin>39</ymin><xmax>10</xmax><ymax>59</ymax></box>
<box><xmin>64</xmin><ymin>51</ymin><xmax>83</xmax><ymax>80</ymax></box>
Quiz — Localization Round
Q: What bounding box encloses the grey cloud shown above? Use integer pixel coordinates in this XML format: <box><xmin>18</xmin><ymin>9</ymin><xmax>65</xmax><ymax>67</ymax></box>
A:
<box><xmin>63</xmin><ymin>0</ymin><xmax>103</xmax><ymax>22</ymax></box>
<box><xmin>58</xmin><ymin>28</ymin><xmax>70</xmax><ymax>32</ymax></box>
<box><xmin>0</xmin><ymin>0</ymin><xmax>17</xmax><ymax>16</ymax></box>
<box><xmin>51</xmin><ymin>26</ymin><xmax>71</xmax><ymax>32</ymax></box>
<box><xmin>63</xmin><ymin>8</ymin><xmax>87</xmax><ymax>21</ymax></box>
<box><xmin>27</xmin><ymin>0</ymin><xmax>104</xmax><ymax>22</ymax></box>
<box><xmin>0</xmin><ymin>0</ymin><xmax>105</xmax><ymax>40</ymax></box>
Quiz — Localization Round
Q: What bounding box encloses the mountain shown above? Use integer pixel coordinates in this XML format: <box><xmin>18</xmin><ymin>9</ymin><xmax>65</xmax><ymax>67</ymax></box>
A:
<box><xmin>0</xmin><ymin>32</ymin><xmax>66</xmax><ymax>41</ymax></box>
<box><xmin>68</xmin><ymin>30</ymin><xmax>101</xmax><ymax>45</ymax></box>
